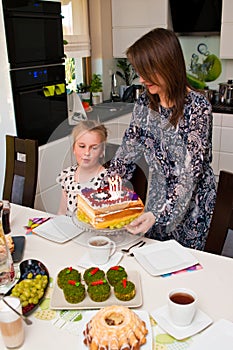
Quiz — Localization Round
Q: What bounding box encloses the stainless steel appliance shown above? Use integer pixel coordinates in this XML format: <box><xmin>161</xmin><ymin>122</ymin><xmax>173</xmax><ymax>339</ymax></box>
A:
<box><xmin>2</xmin><ymin>0</ymin><xmax>68</xmax><ymax>146</ymax></box>
<box><xmin>219</xmin><ymin>80</ymin><xmax>233</xmax><ymax>105</ymax></box>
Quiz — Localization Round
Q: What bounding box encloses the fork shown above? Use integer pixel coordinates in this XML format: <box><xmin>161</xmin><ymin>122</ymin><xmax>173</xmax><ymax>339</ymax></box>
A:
<box><xmin>129</xmin><ymin>241</ymin><xmax>146</xmax><ymax>257</ymax></box>
<box><xmin>121</xmin><ymin>240</ymin><xmax>143</xmax><ymax>253</ymax></box>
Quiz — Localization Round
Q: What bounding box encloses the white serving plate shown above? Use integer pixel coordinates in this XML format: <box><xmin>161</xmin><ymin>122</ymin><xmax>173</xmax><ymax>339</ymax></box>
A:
<box><xmin>79</xmin><ymin>309</ymin><xmax>152</xmax><ymax>350</ymax></box>
<box><xmin>50</xmin><ymin>270</ymin><xmax>142</xmax><ymax>309</ymax></box>
<box><xmin>33</xmin><ymin>215</ymin><xmax>83</xmax><ymax>243</ymax></box>
<box><xmin>188</xmin><ymin>319</ymin><xmax>233</xmax><ymax>350</ymax></box>
<box><xmin>151</xmin><ymin>305</ymin><xmax>213</xmax><ymax>340</ymax></box>
<box><xmin>133</xmin><ymin>239</ymin><xmax>199</xmax><ymax>276</ymax></box>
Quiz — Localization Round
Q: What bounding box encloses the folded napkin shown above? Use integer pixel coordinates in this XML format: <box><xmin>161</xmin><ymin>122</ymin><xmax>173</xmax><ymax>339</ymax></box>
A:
<box><xmin>161</xmin><ymin>263</ymin><xmax>203</xmax><ymax>278</ymax></box>
<box><xmin>25</xmin><ymin>217</ymin><xmax>52</xmax><ymax>235</ymax></box>
<box><xmin>32</xmin><ymin>215</ymin><xmax>83</xmax><ymax>243</ymax></box>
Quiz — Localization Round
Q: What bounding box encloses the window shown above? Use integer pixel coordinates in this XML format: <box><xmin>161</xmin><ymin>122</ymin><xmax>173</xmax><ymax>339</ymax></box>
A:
<box><xmin>61</xmin><ymin>0</ymin><xmax>91</xmax><ymax>88</ymax></box>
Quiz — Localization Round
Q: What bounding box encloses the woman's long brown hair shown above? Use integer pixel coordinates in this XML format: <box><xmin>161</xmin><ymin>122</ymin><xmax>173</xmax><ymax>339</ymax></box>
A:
<box><xmin>126</xmin><ymin>28</ymin><xmax>191</xmax><ymax>126</ymax></box>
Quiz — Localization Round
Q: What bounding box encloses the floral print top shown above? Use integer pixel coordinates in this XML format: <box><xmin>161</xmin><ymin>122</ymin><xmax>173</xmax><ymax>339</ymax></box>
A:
<box><xmin>56</xmin><ymin>165</ymin><xmax>106</xmax><ymax>216</ymax></box>
<box><xmin>106</xmin><ymin>90</ymin><xmax>216</xmax><ymax>250</ymax></box>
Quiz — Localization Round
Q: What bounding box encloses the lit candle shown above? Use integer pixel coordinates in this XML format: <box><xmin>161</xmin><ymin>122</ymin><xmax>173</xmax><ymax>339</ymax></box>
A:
<box><xmin>107</xmin><ymin>175</ymin><xmax>122</xmax><ymax>199</ymax></box>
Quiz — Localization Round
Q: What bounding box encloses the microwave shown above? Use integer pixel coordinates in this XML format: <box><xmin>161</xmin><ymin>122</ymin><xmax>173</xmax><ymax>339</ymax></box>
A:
<box><xmin>2</xmin><ymin>0</ymin><xmax>65</xmax><ymax>69</ymax></box>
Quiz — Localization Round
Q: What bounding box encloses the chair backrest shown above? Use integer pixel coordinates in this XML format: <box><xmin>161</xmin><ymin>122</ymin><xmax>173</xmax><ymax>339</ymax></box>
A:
<box><xmin>104</xmin><ymin>143</ymin><xmax>149</xmax><ymax>205</ymax></box>
<box><xmin>3</xmin><ymin>135</ymin><xmax>38</xmax><ymax>208</ymax></box>
<box><xmin>204</xmin><ymin>170</ymin><xmax>233</xmax><ymax>255</ymax></box>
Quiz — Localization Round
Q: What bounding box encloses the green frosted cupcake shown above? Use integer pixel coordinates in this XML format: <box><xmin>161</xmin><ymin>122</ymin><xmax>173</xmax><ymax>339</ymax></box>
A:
<box><xmin>87</xmin><ymin>279</ymin><xmax>111</xmax><ymax>302</ymax></box>
<box><xmin>106</xmin><ymin>266</ymin><xmax>127</xmax><ymax>286</ymax></box>
<box><xmin>57</xmin><ymin>267</ymin><xmax>81</xmax><ymax>289</ymax></box>
<box><xmin>114</xmin><ymin>279</ymin><xmax>136</xmax><ymax>301</ymax></box>
<box><xmin>63</xmin><ymin>280</ymin><xmax>86</xmax><ymax>304</ymax></box>
<box><xmin>83</xmin><ymin>267</ymin><xmax>105</xmax><ymax>285</ymax></box>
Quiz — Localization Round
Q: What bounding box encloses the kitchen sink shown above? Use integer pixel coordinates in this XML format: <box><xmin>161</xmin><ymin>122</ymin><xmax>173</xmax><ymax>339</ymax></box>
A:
<box><xmin>88</xmin><ymin>101</ymin><xmax>134</xmax><ymax>122</ymax></box>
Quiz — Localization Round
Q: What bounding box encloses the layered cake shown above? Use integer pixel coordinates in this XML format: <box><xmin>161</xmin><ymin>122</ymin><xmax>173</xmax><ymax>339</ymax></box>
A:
<box><xmin>83</xmin><ymin>305</ymin><xmax>148</xmax><ymax>349</ymax></box>
<box><xmin>77</xmin><ymin>183</ymin><xmax>144</xmax><ymax>229</ymax></box>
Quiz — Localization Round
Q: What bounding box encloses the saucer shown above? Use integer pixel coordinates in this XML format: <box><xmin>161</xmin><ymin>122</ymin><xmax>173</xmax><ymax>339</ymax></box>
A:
<box><xmin>76</xmin><ymin>251</ymin><xmax>123</xmax><ymax>270</ymax></box>
<box><xmin>151</xmin><ymin>305</ymin><xmax>213</xmax><ymax>340</ymax></box>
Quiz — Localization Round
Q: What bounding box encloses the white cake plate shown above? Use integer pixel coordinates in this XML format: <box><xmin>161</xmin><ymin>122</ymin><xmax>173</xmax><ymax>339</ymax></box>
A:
<box><xmin>72</xmin><ymin>210</ymin><xmax>144</xmax><ymax>247</ymax></box>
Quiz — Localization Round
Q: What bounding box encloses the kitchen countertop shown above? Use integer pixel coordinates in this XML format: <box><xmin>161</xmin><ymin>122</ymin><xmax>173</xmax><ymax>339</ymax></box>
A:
<box><xmin>48</xmin><ymin>101</ymin><xmax>233</xmax><ymax>144</ymax></box>
<box><xmin>212</xmin><ymin>103</ymin><xmax>233</xmax><ymax>114</ymax></box>
<box><xmin>48</xmin><ymin>101</ymin><xmax>134</xmax><ymax>143</ymax></box>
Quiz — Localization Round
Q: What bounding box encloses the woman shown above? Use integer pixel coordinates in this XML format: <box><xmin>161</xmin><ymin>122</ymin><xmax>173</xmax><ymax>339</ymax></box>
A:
<box><xmin>106</xmin><ymin>28</ymin><xmax>216</xmax><ymax>250</ymax></box>
<box><xmin>57</xmin><ymin>120</ymin><xmax>108</xmax><ymax>216</ymax></box>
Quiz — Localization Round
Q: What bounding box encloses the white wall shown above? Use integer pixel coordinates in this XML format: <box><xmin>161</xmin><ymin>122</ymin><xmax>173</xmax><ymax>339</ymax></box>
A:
<box><xmin>0</xmin><ymin>1</ymin><xmax>16</xmax><ymax>198</ymax></box>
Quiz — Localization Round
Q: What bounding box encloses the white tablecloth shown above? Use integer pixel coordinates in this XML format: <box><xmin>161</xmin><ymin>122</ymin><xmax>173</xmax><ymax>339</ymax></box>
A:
<box><xmin>0</xmin><ymin>203</ymin><xmax>232</xmax><ymax>349</ymax></box>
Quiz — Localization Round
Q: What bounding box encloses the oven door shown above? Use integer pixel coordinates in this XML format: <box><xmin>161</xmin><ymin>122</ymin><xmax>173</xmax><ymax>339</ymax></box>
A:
<box><xmin>3</xmin><ymin>1</ymin><xmax>64</xmax><ymax>68</ymax></box>
<box><xmin>13</xmin><ymin>85</ymin><xmax>68</xmax><ymax>146</ymax></box>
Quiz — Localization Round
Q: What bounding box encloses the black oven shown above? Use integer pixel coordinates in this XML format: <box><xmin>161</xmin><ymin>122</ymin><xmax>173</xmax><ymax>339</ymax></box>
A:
<box><xmin>2</xmin><ymin>0</ymin><xmax>68</xmax><ymax>146</ymax></box>
<box><xmin>2</xmin><ymin>0</ymin><xmax>64</xmax><ymax>69</ymax></box>
<box><xmin>10</xmin><ymin>64</ymin><xmax>68</xmax><ymax>146</ymax></box>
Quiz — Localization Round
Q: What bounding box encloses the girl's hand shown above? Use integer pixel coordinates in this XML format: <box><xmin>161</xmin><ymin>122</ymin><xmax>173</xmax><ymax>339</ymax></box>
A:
<box><xmin>125</xmin><ymin>212</ymin><xmax>155</xmax><ymax>235</ymax></box>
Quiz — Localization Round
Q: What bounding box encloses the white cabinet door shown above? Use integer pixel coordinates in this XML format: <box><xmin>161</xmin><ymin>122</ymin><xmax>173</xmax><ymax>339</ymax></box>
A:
<box><xmin>111</xmin><ymin>0</ymin><xmax>170</xmax><ymax>57</ymax></box>
<box><xmin>212</xmin><ymin>113</ymin><xmax>222</xmax><ymax>176</ymax></box>
<box><xmin>220</xmin><ymin>23</ymin><xmax>233</xmax><ymax>58</ymax></box>
<box><xmin>220</xmin><ymin>0</ymin><xmax>233</xmax><ymax>58</ymax></box>
<box><xmin>112</xmin><ymin>0</ymin><xmax>168</xmax><ymax>27</ymax></box>
<box><xmin>219</xmin><ymin>114</ymin><xmax>233</xmax><ymax>172</ymax></box>
<box><xmin>221</xmin><ymin>0</ymin><xmax>233</xmax><ymax>23</ymax></box>
<box><xmin>112</xmin><ymin>27</ymin><xmax>156</xmax><ymax>58</ymax></box>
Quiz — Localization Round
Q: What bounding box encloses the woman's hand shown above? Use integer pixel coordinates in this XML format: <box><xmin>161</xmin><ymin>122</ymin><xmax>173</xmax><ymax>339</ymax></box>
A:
<box><xmin>125</xmin><ymin>212</ymin><xmax>155</xmax><ymax>235</ymax></box>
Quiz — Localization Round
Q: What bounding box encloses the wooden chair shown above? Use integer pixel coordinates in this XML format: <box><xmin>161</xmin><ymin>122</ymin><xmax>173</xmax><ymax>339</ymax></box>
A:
<box><xmin>2</xmin><ymin>135</ymin><xmax>38</xmax><ymax>208</ymax></box>
<box><xmin>104</xmin><ymin>143</ymin><xmax>149</xmax><ymax>205</ymax></box>
<box><xmin>204</xmin><ymin>170</ymin><xmax>233</xmax><ymax>255</ymax></box>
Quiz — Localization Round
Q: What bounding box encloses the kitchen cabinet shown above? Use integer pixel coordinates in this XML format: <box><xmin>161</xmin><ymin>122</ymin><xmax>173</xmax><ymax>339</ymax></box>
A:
<box><xmin>212</xmin><ymin>112</ymin><xmax>233</xmax><ymax>180</ymax></box>
<box><xmin>111</xmin><ymin>0</ymin><xmax>172</xmax><ymax>57</ymax></box>
<box><xmin>220</xmin><ymin>0</ymin><xmax>233</xmax><ymax>58</ymax></box>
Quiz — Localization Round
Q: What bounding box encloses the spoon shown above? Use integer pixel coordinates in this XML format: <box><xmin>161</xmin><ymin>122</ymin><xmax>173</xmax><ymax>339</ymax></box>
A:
<box><xmin>129</xmin><ymin>241</ymin><xmax>146</xmax><ymax>256</ymax></box>
<box><xmin>121</xmin><ymin>240</ymin><xmax>143</xmax><ymax>253</ymax></box>
<box><xmin>0</xmin><ymin>295</ymin><xmax>32</xmax><ymax>326</ymax></box>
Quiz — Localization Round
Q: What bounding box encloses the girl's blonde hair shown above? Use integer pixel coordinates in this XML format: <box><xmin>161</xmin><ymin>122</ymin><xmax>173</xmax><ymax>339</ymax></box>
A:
<box><xmin>72</xmin><ymin>120</ymin><xmax>108</xmax><ymax>146</ymax></box>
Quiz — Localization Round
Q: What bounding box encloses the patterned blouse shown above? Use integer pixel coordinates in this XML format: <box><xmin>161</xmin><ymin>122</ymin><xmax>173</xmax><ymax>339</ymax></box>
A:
<box><xmin>106</xmin><ymin>90</ymin><xmax>216</xmax><ymax>250</ymax></box>
<box><xmin>56</xmin><ymin>165</ymin><xmax>106</xmax><ymax>216</ymax></box>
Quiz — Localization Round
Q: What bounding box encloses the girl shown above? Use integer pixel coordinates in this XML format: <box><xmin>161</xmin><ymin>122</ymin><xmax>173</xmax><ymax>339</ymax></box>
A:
<box><xmin>57</xmin><ymin>120</ymin><xmax>108</xmax><ymax>216</ymax></box>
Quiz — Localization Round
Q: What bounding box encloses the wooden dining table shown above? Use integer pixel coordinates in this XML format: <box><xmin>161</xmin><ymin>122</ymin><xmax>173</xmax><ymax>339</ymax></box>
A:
<box><xmin>1</xmin><ymin>203</ymin><xmax>233</xmax><ymax>349</ymax></box>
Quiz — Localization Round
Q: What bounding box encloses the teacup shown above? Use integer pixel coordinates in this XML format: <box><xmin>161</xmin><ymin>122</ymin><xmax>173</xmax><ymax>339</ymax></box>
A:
<box><xmin>87</xmin><ymin>236</ymin><xmax>116</xmax><ymax>265</ymax></box>
<box><xmin>168</xmin><ymin>288</ymin><xmax>197</xmax><ymax>327</ymax></box>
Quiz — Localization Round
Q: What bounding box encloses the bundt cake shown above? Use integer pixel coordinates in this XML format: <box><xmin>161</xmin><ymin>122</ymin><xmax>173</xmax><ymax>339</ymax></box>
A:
<box><xmin>83</xmin><ymin>305</ymin><xmax>148</xmax><ymax>349</ymax></box>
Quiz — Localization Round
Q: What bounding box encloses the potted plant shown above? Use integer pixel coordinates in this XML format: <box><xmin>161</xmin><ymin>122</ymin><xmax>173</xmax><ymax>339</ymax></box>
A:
<box><xmin>116</xmin><ymin>58</ymin><xmax>138</xmax><ymax>86</ymax></box>
<box><xmin>90</xmin><ymin>74</ymin><xmax>103</xmax><ymax>105</ymax></box>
